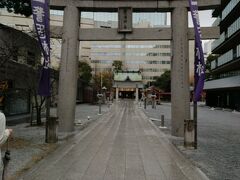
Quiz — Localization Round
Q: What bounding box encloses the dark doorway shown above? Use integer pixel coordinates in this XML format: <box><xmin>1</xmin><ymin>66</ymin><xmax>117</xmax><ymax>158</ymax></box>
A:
<box><xmin>119</xmin><ymin>91</ymin><xmax>134</xmax><ymax>99</ymax></box>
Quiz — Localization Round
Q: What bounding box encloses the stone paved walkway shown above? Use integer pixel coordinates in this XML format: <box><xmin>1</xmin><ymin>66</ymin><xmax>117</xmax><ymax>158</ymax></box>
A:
<box><xmin>4</xmin><ymin>104</ymin><xmax>109</xmax><ymax>180</ymax></box>
<box><xmin>21</xmin><ymin>100</ymin><xmax>208</xmax><ymax>180</ymax></box>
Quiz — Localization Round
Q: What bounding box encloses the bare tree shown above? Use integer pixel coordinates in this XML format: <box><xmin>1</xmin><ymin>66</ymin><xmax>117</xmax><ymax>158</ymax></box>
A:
<box><xmin>0</xmin><ymin>26</ymin><xmax>18</xmax><ymax>67</ymax></box>
<box><xmin>0</xmin><ymin>25</ymin><xmax>43</xmax><ymax>125</ymax></box>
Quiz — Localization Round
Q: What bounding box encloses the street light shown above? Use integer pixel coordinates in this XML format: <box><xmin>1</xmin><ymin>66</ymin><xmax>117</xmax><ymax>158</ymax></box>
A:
<box><xmin>143</xmin><ymin>89</ymin><xmax>147</xmax><ymax>109</ymax></box>
<box><xmin>97</xmin><ymin>93</ymin><xmax>103</xmax><ymax>115</ymax></box>
<box><xmin>102</xmin><ymin>86</ymin><xmax>107</xmax><ymax>104</ymax></box>
<box><xmin>151</xmin><ymin>94</ymin><xmax>157</xmax><ymax>109</ymax></box>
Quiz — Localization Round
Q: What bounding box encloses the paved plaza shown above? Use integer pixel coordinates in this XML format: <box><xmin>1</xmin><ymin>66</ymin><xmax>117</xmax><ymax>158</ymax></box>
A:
<box><xmin>20</xmin><ymin>100</ymin><xmax>208</xmax><ymax>180</ymax></box>
<box><xmin>4</xmin><ymin>104</ymin><xmax>109</xmax><ymax>179</ymax></box>
<box><xmin>142</xmin><ymin>102</ymin><xmax>240</xmax><ymax>180</ymax></box>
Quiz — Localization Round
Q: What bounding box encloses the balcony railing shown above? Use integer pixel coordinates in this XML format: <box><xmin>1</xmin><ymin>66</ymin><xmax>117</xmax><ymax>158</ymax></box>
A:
<box><xmin>211</xmin><ymin>33</ymin><xmax>225</xmax><ymax>51</ymax></box>
<box><xmin>211</xmin><ymin>60</ymin><xmax>217</xmax><ymax>70</ymax></box>
<box><xmin>211</xmin><ymin>44</ymin><xmax>240</xmax><ymax>70</ymax></box>
<box><xmin>212</xmin><ymin>17</ymin><xmax>221</xmax><ymax>26</ymax></box>
<box><xmin>206</xmin><ymin>72</ymin><xmax>240</xmax><ymax>82</ymax></box>
<box><xmin>227</xmin><ymin>16</ymin><xmax>240</xmax><ymax>38</ymax></box>
<box><xmin>218</xmin><ymin>49</ymin><xmax>233</xmax><ymax>67</ymax></box>
<box><xmin>237</xmin><ymin>44</ymin><xmax>240</xmax><ymax>57</ymax></box>
<box><xmin>222</xmin><ymin>0</ymin><xmax>239</xmax><ymax>20</ymax></box>
<box><xmin>211</xmin><ymin>49</ymin><xmax>235</xmax><ymax>70</ymax></box>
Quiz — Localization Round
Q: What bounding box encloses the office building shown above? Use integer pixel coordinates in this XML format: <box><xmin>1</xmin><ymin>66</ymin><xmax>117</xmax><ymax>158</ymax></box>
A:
<box><xmin>205</xmin><ymin>0</ymin><xmax>240</xmax><ymax>110</ymax></box>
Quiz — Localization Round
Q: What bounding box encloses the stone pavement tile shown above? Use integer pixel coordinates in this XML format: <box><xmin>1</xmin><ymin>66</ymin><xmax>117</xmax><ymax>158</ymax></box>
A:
<box><xmin>62</xmin><ymin>173</ymin><xmax>84</xmax><ymax>180</ymax></box>
<box><xmin>79</xmin><ymin>174</ymin><xmax>103</xmax><ymax>180</ymax></box>
<box><xmin>135</xmin><ymin>103</ymin><xmax>199</xmax><ymax>180</ymax></box>
<box><xmin>137</xmin><ymin>107</ymin><xmax>209</xmax><ymax>180</ymax></box>
<box><xmin>81</xmin><ymin>108</ymin><xmax>125</xmax><ymax>180</ymax></box>
<box><xmin>103</xmin><ymin>107</ymin><xmax>127</xmax><ymax>180</ymax></box>
<box><xmin>21</xmin><ymin>107</ymin><xmax>118</xmax><ymax>180</ymax></box>
<box><xmin>145</xmin><ymin>174</ymin><xmax>168</xmax><ymax>180</ymax></box>
<box><xmin>59</xmin><ymin>119</ymin><xmax>116</xmax><ymax>179</ymax></box>
<box><xmin>136</xmin><ymin>112</ymin><xmax>187</xmax><ymax>180</ymax></box>
<box><xmin>142</xmin><ymin>135</ymin><xmax>188</xmax><ymax>180</ymax></box>
<box><xmin>60</xmin><ymin>109</ymin><xmax>123</xmax><ymax>180</ymax></box>
<box><xmin>32</xmin><ymin>123</ymin><xmax>113</xmax><ymax>180</ymax></box>
<box><xmin>125</xmin><ymin>108</ymin><xmax>145</xmax><ymax>180</ymax></box>
<box><xmin>21</xmin><ymin>101</ymin><xmax>209</xmax><ymax>180</ymax></box>
<box><xmin>133</xmin><ymin>115</ymin><xmax>167</xmax><ymax>179</ymax></box>
<box><xmin>125</xmin><ymin>170</ymin><xmax>145</xmax><ymax>180</ymax></box>
<box><xmin>125</xmin><ymin>150</ymin><xmax>146</xmax><ymax>180</ymax></box>
<box><xmin>104</xmin><ymin>152</ymin><xmax>125</xmax><ymax>180</ymax></box>
<box><xmin>16</xmin><ymin>104</ymin><xmax>112</xmax><ymax>180</ymax></box>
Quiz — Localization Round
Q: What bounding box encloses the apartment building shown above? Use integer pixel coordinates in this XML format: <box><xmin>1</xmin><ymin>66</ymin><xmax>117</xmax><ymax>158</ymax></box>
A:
<box><xmin>205</xmin><ymin>0</ymin><xmax>240</xmax><ymax>110</ymax></box>
<box><xmin>78</xmin><ymin>12</ymin><xmax>171</xmax><ymax>84</ymax></box>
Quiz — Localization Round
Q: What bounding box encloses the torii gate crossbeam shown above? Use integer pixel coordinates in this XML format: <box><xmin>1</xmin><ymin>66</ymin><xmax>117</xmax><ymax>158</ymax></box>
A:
<box><xmin>50</xmin><ymin>26</ymin><xmax>220</xmax><ymax>40</ymax></box>
<box><xmin>50</xmin><ymin>0</ymin><xmax>220</xmax><ymax>11</ymax></box>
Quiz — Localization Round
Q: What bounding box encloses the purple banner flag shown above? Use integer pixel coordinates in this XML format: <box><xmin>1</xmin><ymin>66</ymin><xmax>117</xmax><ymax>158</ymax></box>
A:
<box><xmin>188</xmin><ymin>0</ymin><xmax>205</xmax><ymax>101</ymax></box>
<box><xmin>31</xmin><ymin>0</ymin><xmax>51</xmax><ymax>97</ymax></box>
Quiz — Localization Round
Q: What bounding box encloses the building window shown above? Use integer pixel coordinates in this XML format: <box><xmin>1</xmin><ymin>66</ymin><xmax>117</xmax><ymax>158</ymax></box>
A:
<box><xmin>233</xmin><ymin>47</ymin><xmax>237</xmax><ymax>59</ymax></box>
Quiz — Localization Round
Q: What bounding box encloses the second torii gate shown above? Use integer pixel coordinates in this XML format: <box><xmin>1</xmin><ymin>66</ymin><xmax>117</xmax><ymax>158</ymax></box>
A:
<box><xmin>50</xmin><ymin>0</ymin><xmax>220</xmax><ymax>137</ymax></box>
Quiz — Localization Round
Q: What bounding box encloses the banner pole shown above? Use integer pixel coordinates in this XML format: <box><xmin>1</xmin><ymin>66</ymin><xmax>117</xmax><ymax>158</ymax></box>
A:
<box><xmin>193</xmin><ymin>100</ymin><xmax>197</xmax><ymax>149</ymax></box>
<box><xmin>189</xmin><ymin>0</ymin><xmax>205</xmax><ymax>149</ymax></box>
<box><xmin>45</xmin><ymin>96</ymin><xmax>50</xmax><ymax>142</ymax></box>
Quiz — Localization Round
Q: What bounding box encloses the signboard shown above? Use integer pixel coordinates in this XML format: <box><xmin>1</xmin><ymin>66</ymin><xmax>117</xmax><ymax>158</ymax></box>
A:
<box><xmin>118</xmin><ymin>7</ymin><xmax>133</xmax><ymax>33</ymax></box>
<box><xmin>188</xmin><ymin>0</ymin><xmax>205</xmax><ymax>102</ymax></box>
<box><xmin>31</xmin><ymin>0</ymin><xmax>51</xmax><ymax>96</ymax></box>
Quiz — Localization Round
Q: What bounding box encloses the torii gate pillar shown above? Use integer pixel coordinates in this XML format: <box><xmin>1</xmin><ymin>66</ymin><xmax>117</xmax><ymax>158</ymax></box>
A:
<box><xmin>52</xmin><ymin>0</ymin><xmax>220</xmax><ymax>135</ymax></box>
<box><xmin>58</xmin><ymin>5</ymin><xmax>80</xmax><ymax>132</ymax></box>
<box><xmin>171</xmin><ymin>7</ymin><xmax>190</xmax><ymax>137</ymax></box>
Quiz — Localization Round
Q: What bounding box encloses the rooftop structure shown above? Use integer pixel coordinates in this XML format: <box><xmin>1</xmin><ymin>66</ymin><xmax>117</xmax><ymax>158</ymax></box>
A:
<box><xmin>114</xmin><ymin>71</ymin><xmax>142</xmax><ymax>82</ymax></box>
<box><xmin>113</xmin><ymin>70</ymin><xmax>143</xmax><ymax>100</ymax></box>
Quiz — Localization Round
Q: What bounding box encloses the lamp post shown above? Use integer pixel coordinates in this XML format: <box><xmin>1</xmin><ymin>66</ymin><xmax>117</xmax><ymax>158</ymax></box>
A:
<box><xmin>151</xmin><ymin>94</ymin><xmax>156</xmax><ymax>109</ymax></box>
<box><xmin>143</xmin><ymin>90</ymin><xmax>147</xmax><ymax>109</ymax></box>
<box><xmin>102</xmin><ymin>86</ymin><xmax>107</xmax><ymax>104</ymax></box>
<box><xmin>144</xmin><ymin>97</ymin><xmax>147</xmax><ymax>109</ymax></box>
<box><xmin>97</xmin><ymin>93</ymin><xmax>103</xmax><ymax>115</ymax></box>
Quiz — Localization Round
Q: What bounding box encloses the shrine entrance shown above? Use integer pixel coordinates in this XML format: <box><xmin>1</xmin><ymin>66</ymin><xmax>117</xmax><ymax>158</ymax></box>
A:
<box><xmin>120</xmin><ymin>90</ymin><xmax>135</xmax><ymax>99</ymax></box>
<box><xmin>50</xmin><ymin>0</ymin><xmax>220</xmax><ymax>137</ymax></box>
<box><xmin>113</xmin><ymin>71</ymin><xmax>143</xmax><ymax>101</ymax></box>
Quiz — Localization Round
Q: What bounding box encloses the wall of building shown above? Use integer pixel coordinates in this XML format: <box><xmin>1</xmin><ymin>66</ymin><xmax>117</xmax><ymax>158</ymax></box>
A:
<box><xmin>206</xmin><ymin>0</ymin><xmax>240</xmax><ymax>110</ymax></box>
<box><xmin>0</xmin><ymin>25</ymin><xmax>41</xmax><ymax>116</ymax></box>
<box><xmin>85</xmin><ymin>40</ymin><xmax>171</xmax><ymax>84</ymax></box>
<box><xmin>0</xmin><ymin>9</ymin><xmax>194</xmax><ymax>87</ymax></box>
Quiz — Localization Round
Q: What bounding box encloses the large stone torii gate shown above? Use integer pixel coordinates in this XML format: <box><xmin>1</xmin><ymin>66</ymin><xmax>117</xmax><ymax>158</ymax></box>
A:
<box><xmin>50</xmin><ymin>0</ymin><xmax>220</xmax><ymax>137</ymax></box>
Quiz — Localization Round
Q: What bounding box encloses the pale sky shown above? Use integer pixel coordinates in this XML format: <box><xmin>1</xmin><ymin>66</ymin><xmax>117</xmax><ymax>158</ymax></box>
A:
<box><xmin>190</xmin><ymin>10</ymin><xmax>216</xmax><ymax>27</ymax></box>
<box><xmin>167</xmin><ymin>10</ymin><xmax>216</xmax><ymax>27</ymax></box>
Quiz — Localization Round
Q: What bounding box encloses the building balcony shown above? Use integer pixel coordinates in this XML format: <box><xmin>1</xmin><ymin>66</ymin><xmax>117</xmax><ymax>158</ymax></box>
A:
<box><xmin>220</xmin><ymin>1</ymin><xmax>240</xmax><ymax>30</ymax></box>
<box><xmin>211</xmin><ymin>58</ymin><xmax>240</xmax><ymax>75</ymax></box>
<box><xmin>211</xmin><ymin>32</ymin><xmax>225</xmax><ymax>51</ymax></box>
<box><xmin>211</xmin><ymin>44</ymin><xmax>240</xmax><ymax>73</ymax></box>
<box><xmin>221</xmin><ymin>0</ymin><xmax>240</xmax><ymax>20</ymax></box>
<box><xmin>204</xmin><ymin>75</ymin><xmax>240</xmax><ymax>90</ymax></box>
<box><xmin>212</xmin><ymin>29</ymin><xmax>240</xmax><ymax>54</ymax></box>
